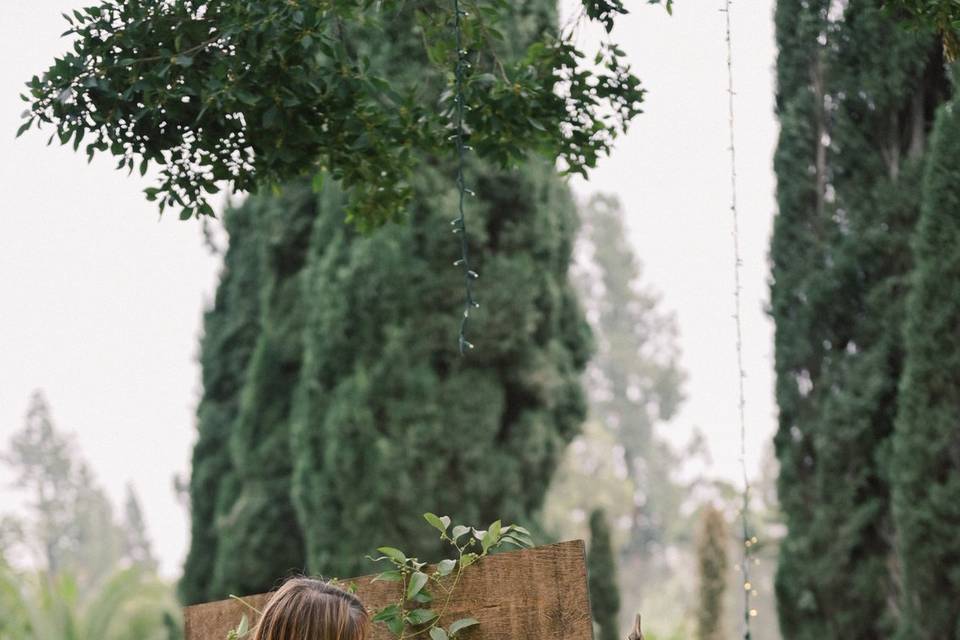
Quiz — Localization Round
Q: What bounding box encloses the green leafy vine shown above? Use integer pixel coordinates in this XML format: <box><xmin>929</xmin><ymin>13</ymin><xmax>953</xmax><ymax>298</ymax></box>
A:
<box><xmin>368</xmin><ymin>513</ymin><xmax>534</xmax><ymax>640</ymax></box>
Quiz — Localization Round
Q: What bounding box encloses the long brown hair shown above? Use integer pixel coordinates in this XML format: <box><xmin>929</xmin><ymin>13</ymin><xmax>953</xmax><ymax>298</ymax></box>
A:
<box><xmin>251</xmin><ymin>577</ymin><xmax>369</xmax><ymax>640</ymax></box>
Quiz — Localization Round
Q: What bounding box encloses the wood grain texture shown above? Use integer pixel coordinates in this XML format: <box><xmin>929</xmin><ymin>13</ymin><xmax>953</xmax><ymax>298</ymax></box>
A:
<box><xmin>184</xmin><ymin>540</ymin><xmax>594</xmax><ymax>640</ymax></box>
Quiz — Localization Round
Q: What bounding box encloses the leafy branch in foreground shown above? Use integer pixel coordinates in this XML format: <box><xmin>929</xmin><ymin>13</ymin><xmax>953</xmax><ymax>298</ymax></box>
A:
<box><xmin>368</xmin><ymin>513</ymin><xmax>534</xmax><ymax>639</ymax></box>
<box><xmin>19</xmin><ymin>0</ymin><xmax>665</xmax><ymax>227</ymax></box>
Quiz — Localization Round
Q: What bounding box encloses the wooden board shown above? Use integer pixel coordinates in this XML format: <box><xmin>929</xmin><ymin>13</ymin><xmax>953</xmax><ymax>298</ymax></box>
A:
<box><xmin>184</xmin><ymin>540</ymin><xmax>593</xmax><ymax>640</ymax></box>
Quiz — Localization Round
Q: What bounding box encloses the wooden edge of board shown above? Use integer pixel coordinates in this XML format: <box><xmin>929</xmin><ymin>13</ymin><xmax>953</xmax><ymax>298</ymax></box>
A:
<box><xmin>184</xmin><ymin>539</ymin><xmax>592</xmax><ymax>640</ymax></box>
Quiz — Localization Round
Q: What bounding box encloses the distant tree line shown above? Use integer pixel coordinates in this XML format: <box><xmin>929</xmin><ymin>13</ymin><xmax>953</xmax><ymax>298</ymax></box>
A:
<box><xmin>1</xmin><ymin>391</ymin><xmax>180</xmax><ymax>640</ymax></box>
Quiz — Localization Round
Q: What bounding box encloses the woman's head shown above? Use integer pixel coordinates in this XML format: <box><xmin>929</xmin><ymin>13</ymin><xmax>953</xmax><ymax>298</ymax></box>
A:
<box><xmin>252</xmin><ymin>577</ymin><xmax>369</xmax><ymax>640</ymax></box>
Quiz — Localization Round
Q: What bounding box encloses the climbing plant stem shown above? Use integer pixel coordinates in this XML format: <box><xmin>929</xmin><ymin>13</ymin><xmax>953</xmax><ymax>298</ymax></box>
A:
<box><xmin>451</xmin><ymin>0</ymin><xmax>478</xmax><ymax>355</ymax></box>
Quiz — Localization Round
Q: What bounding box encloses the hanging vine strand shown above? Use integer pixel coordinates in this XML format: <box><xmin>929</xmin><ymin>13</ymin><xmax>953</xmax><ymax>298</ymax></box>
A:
<box><xmin>721</xmin><ymin>0</ymin><xmax>757</xmax><ymax>637</ymax></box>
<box><xmin>451</xmin><ymin>0</ymin><xmax>479</xmax><ymax>355</ymax></box>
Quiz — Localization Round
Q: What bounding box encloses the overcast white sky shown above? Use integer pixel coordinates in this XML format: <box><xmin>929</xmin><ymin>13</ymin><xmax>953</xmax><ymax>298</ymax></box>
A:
<box><xmin>0</xmin><ymin>0</ymin><xmax>777</xmax><ymax>577</ymax></box>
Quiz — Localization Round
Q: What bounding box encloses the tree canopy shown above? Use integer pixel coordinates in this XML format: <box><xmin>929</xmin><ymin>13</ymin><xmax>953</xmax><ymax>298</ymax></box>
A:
<box><xmin>18</xmin><ymin>0</ymin><xmax>671</xmax><ymax>226</ymax></box>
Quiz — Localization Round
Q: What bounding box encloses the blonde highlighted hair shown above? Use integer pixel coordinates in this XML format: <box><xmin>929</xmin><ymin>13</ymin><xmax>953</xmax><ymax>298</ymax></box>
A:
<box><xmin>251</xmin><ymin>577</ymin><xmax>369</xmax><ymax>640</ymax></box>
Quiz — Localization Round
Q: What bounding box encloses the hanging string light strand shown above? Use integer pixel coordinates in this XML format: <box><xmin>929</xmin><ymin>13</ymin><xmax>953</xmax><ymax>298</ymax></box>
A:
<box><xmin>721</xmin><ymin>0</ymin><xmax>757</xmax><ymax>637</ymax></box>
<box><xmin>451</xmin><ymin>0</ymin><xmax>479</xmax><ymax>355</ymax></box>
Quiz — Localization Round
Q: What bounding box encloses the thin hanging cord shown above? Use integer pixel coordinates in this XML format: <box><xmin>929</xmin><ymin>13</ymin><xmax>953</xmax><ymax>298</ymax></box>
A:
<box><xmin>721</xmin><ymin>0</ymin><xmax>755</xmax><ymax>638</ymax></box>
<box><xmin>451</xmin><ymin>0</ymin><xmax>479</xmax><ymax>355</ymax></box>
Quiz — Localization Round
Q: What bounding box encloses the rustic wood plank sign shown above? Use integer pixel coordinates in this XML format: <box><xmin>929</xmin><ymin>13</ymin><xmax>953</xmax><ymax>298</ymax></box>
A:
<box><xmin>184</xmin><ymin>540</ymin><xmax>594</xmax><ymax>640</ymax></box>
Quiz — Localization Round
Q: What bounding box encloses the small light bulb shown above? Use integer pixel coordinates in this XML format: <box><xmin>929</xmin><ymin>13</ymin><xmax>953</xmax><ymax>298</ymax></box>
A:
<box><xmin>743</xmin><ymin>582</ymin><xmax>752</xmax><ymax>591</ymax></box>
<box><xmin>749</xmin><ymin>609</ymin><xmax>758</xmax><ymax>618</ymax></box>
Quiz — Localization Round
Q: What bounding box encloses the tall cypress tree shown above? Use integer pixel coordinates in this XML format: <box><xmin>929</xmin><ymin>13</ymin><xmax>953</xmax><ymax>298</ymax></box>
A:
<box><xmin>892</xmin><ymin>77</ymin><xmax>960</xmax><ymax>640</ymax></box>
<box><xmin>292</xmin><ymin>155</ymin><xmax>590</xmax><ymax>576</ymax></box>
<box><xmin>121</xmin><ymin>484</ymin><xmax>156</xmax><ymax>571</ymax></box>
<box><xmin>183</xmin><ymin>0</ymin><xmax>590</xmax><ymax>591</ymax></box>
<box><xmin>588</xmin><ymin>509</ymin><xmax>621</xmax><ymax>640</ymax></box>
<box><xmin>695</xmin><ymin>506</ymin><xmax>727</xmax><ymax>640</ymax></box>
<box><xmin>771</xmin><ymin>1</ymin><xmax>947</xmax><ymax>637</ymax></box>
<box><xmin>208</xmin><ymin>184</ymin><xmax>317</xmax><ymax>597</ymax></box>
<box><xmin>180</xmin><ymin>204</ymin><xmax>264</xmax><ymax>604</ymax></box>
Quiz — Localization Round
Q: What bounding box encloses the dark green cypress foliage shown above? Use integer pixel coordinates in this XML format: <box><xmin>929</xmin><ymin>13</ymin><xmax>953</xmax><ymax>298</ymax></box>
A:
<box><xmin>292</xmin><ymin>158</ymin><xmax>590</xmax><ymax>577</ymax></box>
<box><xmin>695</xmin><ymin>506</ymin><xmax>727</xmax><ymax>640</ymax></box>
<box><xmin>180</xmin><ymin>204</ymin><xmax>264</xmax><ymax>604</ymax></box>
<box><xmin>588</xmin><ymin>509</ymin><xmax>620</xmax><ymax>640</ymax></box>
<box><xmin>287</xmin><ymin>1</ymin><xmax>589</xmax><ymax>578</ymax></box>
<box><xmin>771</xmin><ymin>1</ymin><xmax>947</xmax><ymax>637</ymax></box>
<box><xmin>183</xmin><ymin>1</ymin><xmax>589</xmax><ymax>590</ymax></box>
<box><xmin>893</xmin><ymin>80</ymin><xmax>960</xmax><ymax>640</ymax></box>
<box><xmin>208</xmin><ymin>184</ymin><xmax>318</xmax><ymax>597</ymax></box>
<box><xmin>771</xmin><ymin>3</ymin><xmax>844</xmax><ymax>632</ymax></box>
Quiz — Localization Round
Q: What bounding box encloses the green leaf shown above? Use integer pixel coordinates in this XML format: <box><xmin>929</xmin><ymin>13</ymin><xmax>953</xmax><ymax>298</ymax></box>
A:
<box><xmin>424</xmin><ymin>513</ymin><xmax>448</xmax><ymax>533</ymax></box>
<box><xmin>16</xmin><ymin>118</ymin><xmax>33</xmax><ymax>138</ymax></box>
<box><xmin>451</xmin><ymin>525</ymin><xmax>470</xmax><ymax>541</ymax></box>
<box><xmin>372</xmin><ymin>604</ymin><xmax>401</xmax><ymax>623</ymax></box>
<box><xmin>481</xmin><ymin>520</ymin><xmax>501</xmax><ymax>552</ymax></box>
<box><xmin>237</xmin><ymin>615</ymin><xmax>249</xmax><ymax>636</ymax></box>
<box><xmin>373</xmin><ymin>570</ymin><xmax>403</xmax><ymax>582</ymax></box>
<box><xmin>174</xmin><ymin>55</ymin><xmax>193</xmax><ymax>67</ymax></box>
<box><xmin>263</xmin><ymin>105</ymin><xmax>281</xmax><ymax>129</ymax></box>
<box><xmin>413</xmin><ymin>590</ymin><xmax>433</xmax><ymax>603</ymax></box>
<box><xmin>501</xmin><ymin>533</ymin><xmax>534</xmax><ymax>549</ymax></box>
<box><xmin>436</xmin><ymin>558</ymin><xmax>456</xmax><ymax>576</ymax></box>
<box><xmin>377</xmin><ymin>546</ymin><xmax>407</xmax><ymax>563</ymax></box>
<box><xmin>449</xmin><ymin>617</ymin><xmax>480</xmax><ymax>636</ymax></box>
<box><xmin>406</xmin><ymin>608</ymin><xmax>437</xmax><ymax>626</ymax></box>
<box><xmin>459</xmin><ymin>553</ymin><xmax>478</xmax><ymax>568</ymax></box>
<box><xmin>430</xmin><ymin>627</ymin><xmax>449</xmax><ymax>640</ymax></box>
<box><xmin>407</xmin><ymin>571</ymin><xmax>428</xmax><ymax>599</ymax></box>
<box><xmin>387</xmin><ymin>617</ymin><xmax>405</xmax><ymax>635</ymax></box>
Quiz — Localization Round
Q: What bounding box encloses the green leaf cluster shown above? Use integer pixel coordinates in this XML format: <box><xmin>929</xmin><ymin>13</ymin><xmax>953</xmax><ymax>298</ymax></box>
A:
<box><xmin>20</xmin><ymin>0</ymin><xmax>650</xmax><ymax>227</ymax></box>
<box><xmin>368</xmin><ymin>513</ymin><xmax>532</xmax><ymax>639</ymax></box>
